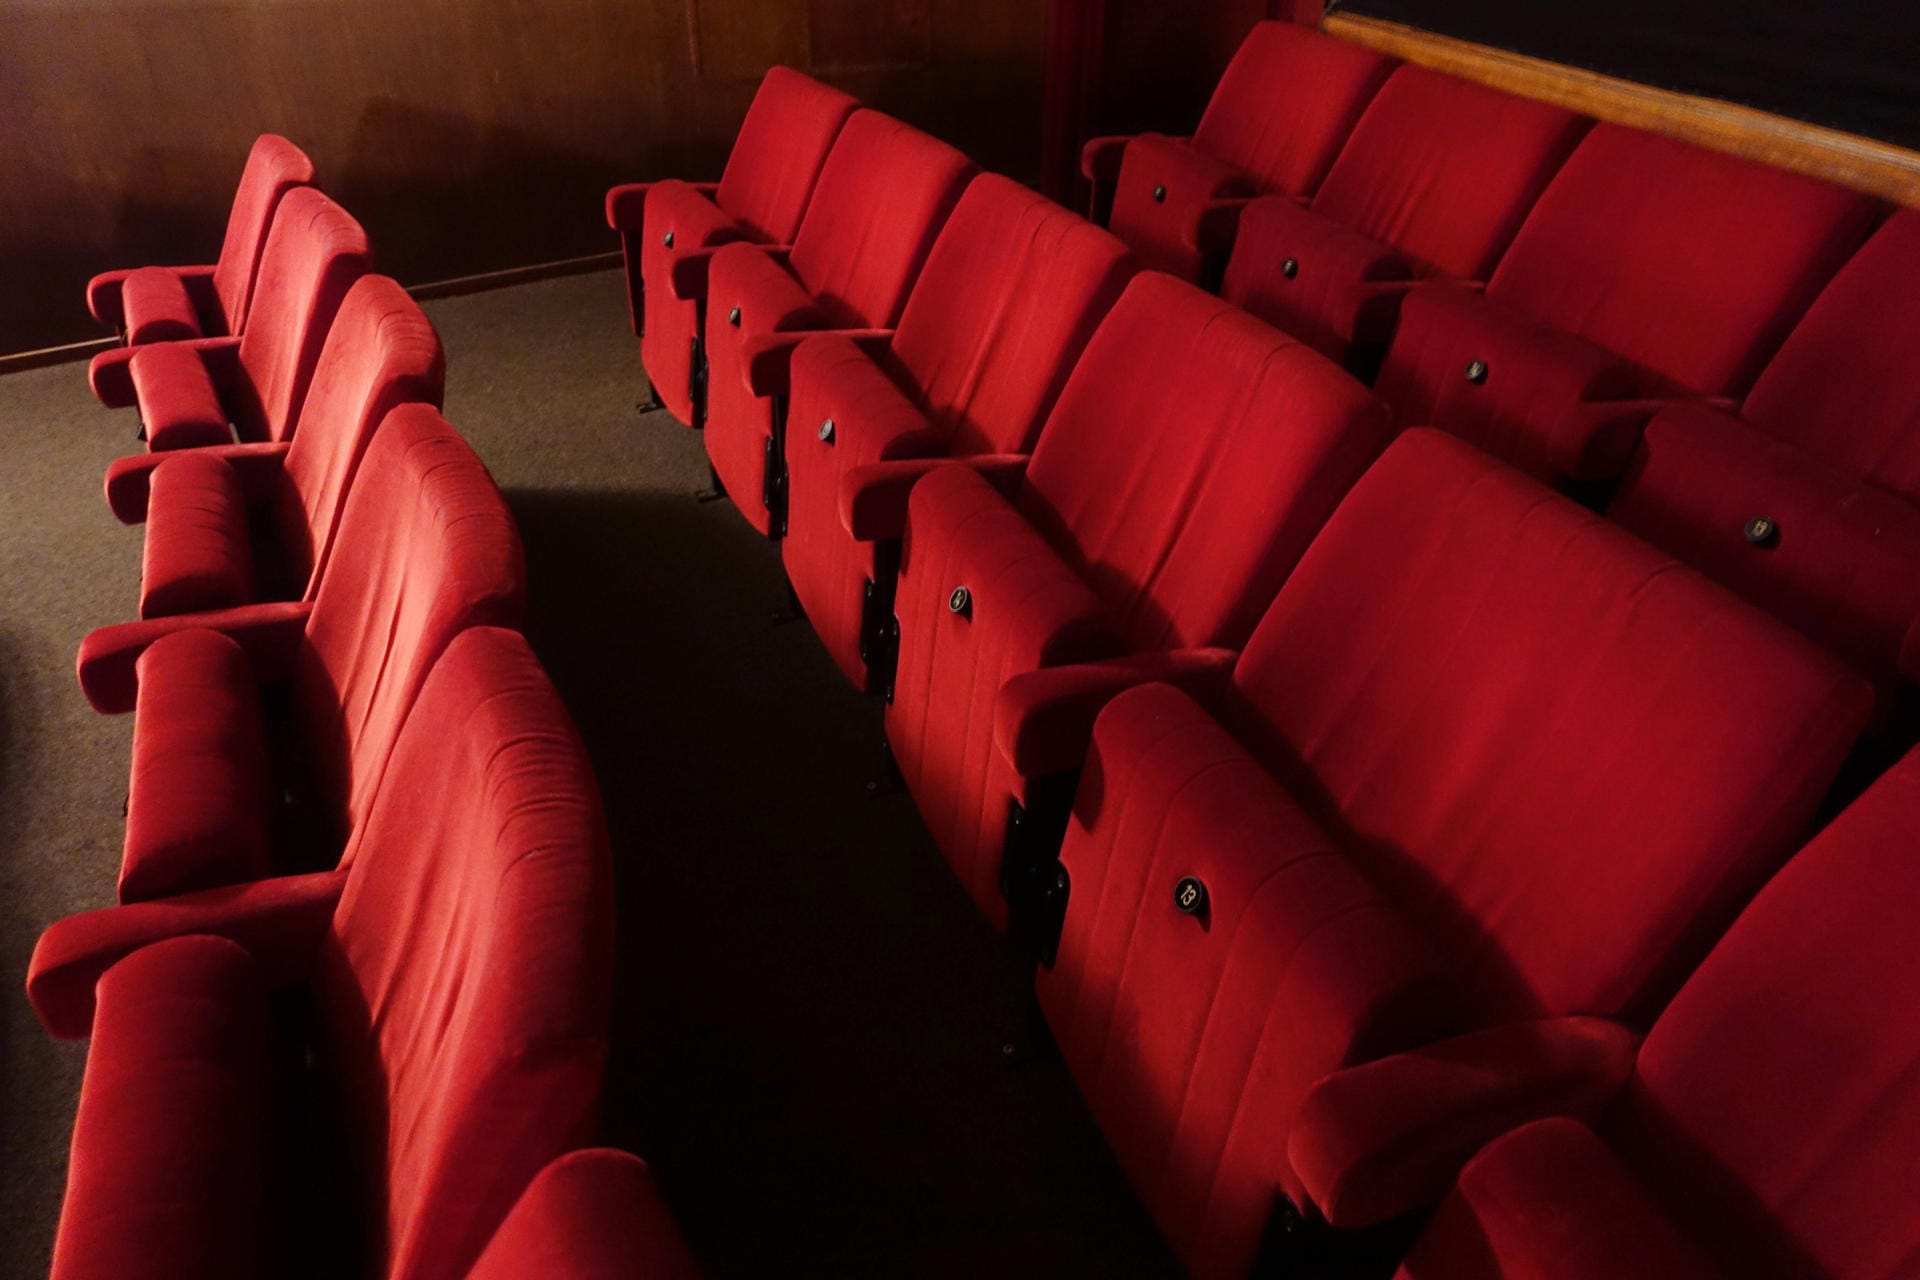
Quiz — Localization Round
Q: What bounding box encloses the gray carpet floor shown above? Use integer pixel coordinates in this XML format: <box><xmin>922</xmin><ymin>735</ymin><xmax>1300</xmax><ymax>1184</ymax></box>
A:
<box><xmin>0</xmin><ymin>269</ymin><xmax>1178</xmax><ymax>1278</ymax></box>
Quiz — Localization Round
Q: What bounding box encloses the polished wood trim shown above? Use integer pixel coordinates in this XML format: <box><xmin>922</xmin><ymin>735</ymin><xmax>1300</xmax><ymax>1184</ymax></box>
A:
<box><xmin>0</xmin><ymin>335</ymin><xmax>115</xmax><ymax>376</ymax></box>
<box><xmin>405</xmin><ymin>252</ymin><xmax>624</xmax><ymax>302</ymax></box>
<box><xmin>1323</xmin><ymin>12</ymin><xmax>1920</xmax><ymax>206</ymax></box>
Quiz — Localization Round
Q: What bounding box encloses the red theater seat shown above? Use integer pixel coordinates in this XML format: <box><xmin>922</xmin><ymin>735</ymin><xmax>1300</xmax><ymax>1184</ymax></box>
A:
<box><xmin>468</xmin><ymin>1150</ymin><xmax>700</xmax><ymax>1280</ymax></box>
<box><xmin>1084</xmin><ymin>22</ymin><xmax>1394</xmax><ymax>281</ymax></box>
<box><xmin>76</xmin><ymin>404</ymin><xmax>523</xmax><ymax>903</ymax></box>
<box><xmin>1391</xmin><ymin>744</ymin><xmax>1920</xmax><ymax>1280</ymax></box>
<box><xmin>87</xmin><ymin>187</ymin><xmax>372</xmax><ymax>451</ymax></box>
<box><xmin>1221</xmin><ymin>65</ymin><xmax>1586</xmax><ymax>368</ymax></box>
<box><xmin>884</xmin><ymin>271</ymin><xmax>1391</xmax><ymax>927</ymax></box>
<box><xmin>86</xmin><ymin>134</ymin><xmax>315</xmax><ymax>345</ymax></box>
<box><xmin>1609</xmin><ymin>208</ymin><xmax>1920</xmax><ymax>712</ymax></box>
<box><xmin>700</xmin><ymin>109</ymin><xmax>974</xmax><ymax>536</ymax></box>
<box><xmin>34</xmin><ymin>627</ymin><xmax>613</xmax><ymax>1280</ymax></box>
<box><xmin>780</xmin><ymin>173</ymin><xmax>1134</xmax><ymax>690</ymax></box>
<box><xmin>107</xmin><ymin>275</ymin><xmax>445</xmax><ymax>619</ymax></box>
<box><xmin>1034</xmin><ymin>429</ymin><xmax>1870</xmax><ymax>1279</ymax></box>
<box><xmin>1374</xmin><ymin>123</ymin><xmax>1879</xmax><ymax>484</ymax></box>
<box><xmin>606</xmin><ymin>67</ymin><xmax>858</xmax><ymax>425</ymax></box>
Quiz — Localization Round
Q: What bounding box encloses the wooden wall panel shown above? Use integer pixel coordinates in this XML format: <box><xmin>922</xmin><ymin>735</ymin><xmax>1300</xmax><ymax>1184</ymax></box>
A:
<box><xmin>0</xmin><ymin>0</ymin><xmax>1044</xmax><ymax>354</ymax></box>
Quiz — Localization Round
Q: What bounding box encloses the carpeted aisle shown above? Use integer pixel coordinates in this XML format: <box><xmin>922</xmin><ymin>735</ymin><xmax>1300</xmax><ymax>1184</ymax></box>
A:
<box><xmin>0</xmin><ymin>268</ymin><xmax>1177</xmax><ymax>1279</ymax></box>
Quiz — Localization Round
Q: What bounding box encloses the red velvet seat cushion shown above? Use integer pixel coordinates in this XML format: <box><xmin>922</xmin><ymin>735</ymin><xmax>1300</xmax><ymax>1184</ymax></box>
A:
<box><xmin>128</xmin><ymin>342</ymin><xmax>232</xmax><ymax>452</ymax></box>
<box><xmin>1039</xmin><ymin>682</ymin><xmax>1444</xmax><ymax>1279</ymax></box>
<box><xmin>468</xmin><ymin>1150</ymin><xmax>700</xmax><ymax>1280</ymax></box>
<box><xmin>781</xmin><ymin>333</ymin><xmax>941</xmax><ymax>684</ymax></box>
<box><xmin>701</xmin><ymin>243</ymin><xmax>827</xmax><ymax>532</ymax></box>
<box><xmin>1394</xmin><ymin>1118</ymin><xmax>1713</xmax><ymax>1280</ymax></box>
<box><xmin>1611</xmin><ymin>403</ymin><xmax>1920</xmax><ymax>700</ymax></box>
<box><xmin>314</xmin><ymin>627</ymin><xmax>614</xmax><ymax>1280</ymax></box>
<box><xmin>1109</xmin><ymin>134</ymin><xmax>1256</xmax><ymax>280</ymax></box>
<box><xmin>139</xmin><ymin>453</ymin><xmax>253</xmax><ymax>618</ymax></box>
<box><xmin>120</xmin><ymin>266</ymin><xmax>204</xmax><ymax>345</ymax></box>
<box><xmin>227</xmin><ymin>187</ymin><xmax>373</xmax><ymax>442</ymax></box>
<box><xmin>1221</xmin><ymin>196</ymin><xmax>1410</xmax><ymax>363</ymax></box>
<box><xmin>120</xmin><ymin>630</ymin><xmax>275</xmax><ymax>902</ymax></box>
<box><xmin>639</xmin><ymin>179</ymin><xmax>752</xmax><ymax>423</ymax></box>
<box><xmin>50</xmin><ymin>935</ymin><xmax>272</xmax><ymax>1280</ymax></box>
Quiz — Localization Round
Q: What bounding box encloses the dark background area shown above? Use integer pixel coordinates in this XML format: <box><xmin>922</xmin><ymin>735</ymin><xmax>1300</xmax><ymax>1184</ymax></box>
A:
<box><xmin>1331</xmin><ymin>0</ymin><xmax>1920</xmax><ymax>151</ymax></box>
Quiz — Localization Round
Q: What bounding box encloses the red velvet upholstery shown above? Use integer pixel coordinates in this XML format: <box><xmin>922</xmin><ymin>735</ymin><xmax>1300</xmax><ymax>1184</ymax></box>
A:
<box><xmin>702</xmin><ymin>110</ymin><xmax>974</xmax><ymax>534</ymax></box>
<box><xmin>1609</xmin><ymin>210</ymin><xmax>1920</xmax><ymax>705</ymax></box>
<box><xmin>1037</xmin><ymin>429</ymin><xmax>1870</xmax><ymax>1276</ymax></box>
<box><xmin>781</xmin><ymin>174</ymin><xmax>1134</xmax><ymax>686</ymax></box>
<box><xmin>86</xmin><ymin>134</ymin><xmax>314</xmax><ymax>341</ymax></box>
<box><xmin>108</xmin><ymin>276</ymin><xmax>445</xmax><ymax>619</ymax></box>
<box><xmin>468</xmin><ymin>1150</ymin><xmax>700</xmax><ymax>1280</ymax></box>
<box><xmin>137</xmin><ymin>451</ymin><xmax>252</xmax><ymax>618</ymax></box>
<box><xmin>887</xmin><ymin>272</ymin><xmax>1391</xmax><ymax>923</ymax></box>
<box><xmin>49</xmin><ymin>936</ymin><xmax>272</xmax><ymax>1280</ymax></box>
<box><xmin>92</xmin><ymin>187</ymin><xmax>373</xmax><ymax>452</ymax></box>
<box><xmin>120</xmin><ymin>630</ymin><xmax>275</xmax><ymax>902</ymax></box>
<box><xmin>1222</xmin><ymin>66</ymin><xmax>1585</xmax><ymax>364</ymax></box>
<box><xmin>613</xmin><ymin>67</ymin><xmax>858</xmax><ymax>422</ymax></box>
<box><xmin>1400</xmin><ymin>745</ymin><xmax>1920</xmax><ymax>1279</ymax></box>
<box><xmin>40</xmin><ymin>628</ymin><xmax>614</xmax><ymax>1280</ymax></box>
<box><xmin>1374</xmin><ymin>123</ymin><xmax>1879</xmax><ymax>482</ymax></box>
<box><xmin>90</xmin><ymin>404</ymin><xmax>523</xmax><ymax>901</ymax></box>
<box><xmin>1106</xmin><ymin>22</ymin><xmax>1394</xmax><ymax>279</ymax></box>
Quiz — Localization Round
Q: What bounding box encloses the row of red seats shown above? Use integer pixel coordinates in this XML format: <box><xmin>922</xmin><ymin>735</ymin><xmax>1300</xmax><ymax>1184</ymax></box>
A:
<box><xmin>42</xmin><ymin>150</ymin><xmax>699</xmax><ymax>1279</ymax></box>
<box><xmin>603</xmin><ymin>50</ymin><xmax>1920</xmax><ymax>1280</ymax></box>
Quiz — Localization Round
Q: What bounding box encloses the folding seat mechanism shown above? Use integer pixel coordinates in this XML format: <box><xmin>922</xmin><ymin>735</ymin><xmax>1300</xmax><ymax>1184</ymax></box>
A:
<box><xmin>857</xmin><ymin>546</ymin><xmax>903</xmax><ymax>697</ymax></box>
<box><xmin>1002</xmin><ymin>776</ymin><xmax>1078</xmax><ymax>965</ymax></box>
<box><xmin>689</xmin><ymin>334</ymin><xmax>708</xmax><ymax>428</ymax></box>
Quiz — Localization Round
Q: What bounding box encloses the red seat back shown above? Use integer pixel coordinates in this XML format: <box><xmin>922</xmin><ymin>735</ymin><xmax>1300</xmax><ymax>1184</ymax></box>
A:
<box><xmin>211</xmin><ymin>134</ymin><xmax>315</xmax><ymax>331</ymax></box>
<box><xmin>276</xmin><ymin>275</ymin><xmax>446</xmax><ymax>598</ymax></box>
<box><xmin>887</xmin><ymin>174</ymin><xmax>1134</xmax><ymax>456</ymax></box>
<box><xmin>293</xmin><ymin>404</ymin><xmax>525</xmax><ymax>843</ymax></box>
<box><xmin>787</xmin><ymin>110</ymin><xmax>975</xmax><ymax>329</ymax></box>
<box><xmin>1486</xmin><ymin>123</ymin><xmax>1877</xmax><ymax>396</ymax></box>
<box><xmin>1191</xmin><ymin>21</ymin><xmax>1394</xmax><ymax>197</ymax></box>
<box><xmin>1308</xmin><ymin>65</ymin><xmax>1586</xmax><ymax>282</ymax></box>
<box><xmin>315</xmin><ymin>627</ymin><xmax>612</xmax><ymax>1280</ymax></box>
<box><xmin>233</xmin><ymin>187</ymin><xmax>374</xmax><ymax>442</ymax></box>
<box><xmin>1605</xmin><ymin>746</ymin><xmax>1920</xmax><ymax>1278</ymax></box>
<box><xmin>1229</xmin><ymin>429</ymin><xmax>1870</xmax><ymax>1019</ymax></box>
<box><xmin>1019</xmin><ymin>272</ymin><xmax>1392</xmax><ymax>652</ymax></box>
<box><xmin>715</xmin><ymin>65</ymin><xmax>859</xmax><ymax>244</ymax></box>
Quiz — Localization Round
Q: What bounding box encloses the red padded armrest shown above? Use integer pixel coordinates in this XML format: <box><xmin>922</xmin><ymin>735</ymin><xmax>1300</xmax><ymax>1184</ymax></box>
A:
<box><xmin>994</xmin><ymin>650</ymin><xmax>1240</xmax><ymax>780</ymax></box>
<box><xmin>469</xmin><ymin>1149</ymin><xmax>702</xmax><ymax>1280</ymax></box>
<box><xmin>1080</xmin><ymin>134</ymin><xmax>1135</xmax><ymax>185</ymax></box>
<box><xmin>1288</xmin><ymin>1015</ymin><xmax>1641</xmax><ymax>1229</ymax></box>
<box><xmin>90</xmin><ymin>335</ymin><xmax>242</xmax><ymax>409</ymax></box>
<box><xmin>744</xmin><ymin>328</ymin><xmax>894</xmax><ymax>399</ymax></box>
<box><xmin>87</xmin><ymin>264</ymin><xmax>217</xmax><ymax>330</ymax></box>
<box><xmin>77</xmin><ymin>601</ymin><xmax>311</xmax><ymax>713</ymax></box>
<box><xmin>840</xmin><ymin>453</ymin><xmax>1030</xmax><ymax>542</ymax></box>
<box><xmin>104</xmin><ymin>441</ymin><xmax>290</xmax><ymax>524</ymax></box>
<box><xmin>604</xmin><ymin>181</ymin><xmax>717</xmax><ymax>230</ymax></box>
<box><xmin>671</xmin><ymin>243</ymin><xmax>793</xmax><ymax>302</ymax></box>
<box><xmin>27</xmin><ymin>870</ymin><xmax>347</xmax><ymax>1039</ymax></box>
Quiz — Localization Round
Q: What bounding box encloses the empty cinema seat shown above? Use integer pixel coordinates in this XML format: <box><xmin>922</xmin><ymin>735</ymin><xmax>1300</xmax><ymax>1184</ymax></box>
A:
<box><xmin>1608</xmin><ymin>208</ymin><xmax>1920</xmax><ymax>717</ymax></box>
<box><xmin>1220</xmin><ymin>65</ymin><xmax>1587</xmax><ymax>369</ymax></box>
<box><xmin>74</xmin><ymin>404</ymin><xmax>523</xmax><ymax>902</ymax></box>
<box><xmin>781</xmin><ymin>173</ymin><xmax>1134</xmax><ymax>691</ymax></box>
<box><xmin>85</xmin><ymin>134</ymin><xmax>315</xmax><ymax>346</ymax></box>
<box><xmin>86</xmin><ymin>187</ymin><xmax>373</xmax><ymax>451</ymax></box>
<box><xmin>468</xmin><ymin>1150</ymin><xmax>700</xmax><ymax>1280</ymax></box>
<box><xmin>30</xmin><ymin>627</ymin><xmax>614</xmax><ymax>1280</ymax></box>
<box><xmin>606</xmin><ymin>66</ymin><xmax>858</xmax><ymax>425</ymax></box>
<box><xmin>878</xmin><ymin>271</ymin><xmax>1392</xmax><ymax>927</ymax></box>
<box><xmin>1082</xmin><ymin>21</ymin><xmax>1394</xmax><ymax>281</ymax></box>
<box><xmin>1032</xmin><ymin>429</ymin><xmax>1871</xmax><ymax>1279</ymax></box>
<box><xmin>1386</xmin><ymin>744</ymin><xmax>1920</xmax><ymax>1280</ymax></box>
<box><xmin>699</xmin><ymin>109</ymin><xmax>974</xmax><ymax>536</ymax></box>
<box><xmin>1373</xmin><ymin>123</ymin><xmax>1879</xmax><ymax>485</ymax></box>
<box><xmin>102</xmin><ymin>274</ymin><xmax>445</xmax><ymax>620</ymax></box>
